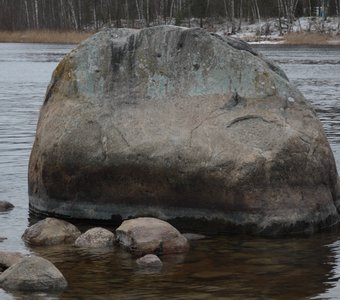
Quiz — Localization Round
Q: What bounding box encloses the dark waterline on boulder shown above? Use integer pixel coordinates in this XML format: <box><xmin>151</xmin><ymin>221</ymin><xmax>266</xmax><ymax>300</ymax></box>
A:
<box><xmin>0</xmin><ymin>42</ymin><xmax>340</xmax><ymax>299</ymax></box>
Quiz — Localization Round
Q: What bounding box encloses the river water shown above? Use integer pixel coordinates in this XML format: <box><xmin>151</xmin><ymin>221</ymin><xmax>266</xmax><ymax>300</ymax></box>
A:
<box><xmin>0</xmin><ymin>42</ymin><xmax>340</xmax><ymax>299</ymax></box>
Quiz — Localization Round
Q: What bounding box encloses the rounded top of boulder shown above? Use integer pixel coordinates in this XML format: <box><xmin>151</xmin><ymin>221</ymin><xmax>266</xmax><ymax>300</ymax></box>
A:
<box><xmin>45</xmin><ymin>25</ymin><xmax>291</xmax><ymax>103</ymax></box>
<box><xmin>28</xmin><ymin>26</ymin><xmax>339</xmax><ymax>235</ymax></box>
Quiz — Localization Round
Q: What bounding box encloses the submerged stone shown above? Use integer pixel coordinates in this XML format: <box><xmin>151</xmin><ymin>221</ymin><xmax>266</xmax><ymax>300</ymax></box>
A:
<box><xmin>0</xmin><ymin>252</ymin><xmax>25</xmax><ymax>271</ymax></box>
<box><xmin>22</xmin><ymin>217</ymin><xmax>81</xmax><ymax>246</ymax></box>
<box><xmin>136</xmin><ymin>254</ymin><xmax>163</xmax><ymax>268</ymax></box>
<box><xmin>116</xmin><ymin>217</ymin><xmax>189</xmax><ymax>255</ymax></box>
<box><xmin>75</xmin><ymin>227</ymin><xmax>115</xmax><ymax>248</ymax></box>
<box><xmin>28</xmin><ymin>25</ymin><xmax>340</xmax><ymax>235</ymax></box>
<box><xmin>0</xmin><ymin>201</ymin><xmax>14</xmax><ymax>212</ymax></box>
<box><xmin>0</xmin><ymin>256</ymin><xmax>67</xmax><ymax>291</ymax></box>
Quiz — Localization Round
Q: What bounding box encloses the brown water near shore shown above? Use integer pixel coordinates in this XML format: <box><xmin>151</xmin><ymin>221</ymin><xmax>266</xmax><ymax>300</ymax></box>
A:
<box><xmin>4</xmin><ymin>232</ymin><xmax>338</xmax><ymax>300</ymax></box>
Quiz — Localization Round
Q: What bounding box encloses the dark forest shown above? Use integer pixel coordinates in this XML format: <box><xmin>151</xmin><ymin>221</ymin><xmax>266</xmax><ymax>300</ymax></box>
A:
<box><xmin>0</xmin><ymin>0</ymin><xmax>339</xmax><ymax>32</ymax></box>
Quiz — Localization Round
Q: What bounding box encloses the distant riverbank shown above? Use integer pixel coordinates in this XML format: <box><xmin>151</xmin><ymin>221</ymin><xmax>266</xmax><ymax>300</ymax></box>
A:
<box><xmin>283</xmin><ymin>32</ymin><xmax>340</xmax><ymax>45</ymax></box>
<box><xmin>0</xmin><ymin>27</ymin><xmax>339</xmax><ymax>46</ymax></box>
<box><xmin>0</xmin><ymin>30</ymin><xmax>92</xmax><ymax>44</ymax></box>
<box><xmin>242</xmin><ymin>32</ymin><xmax>340</xmax><ymax>45</ymax></box>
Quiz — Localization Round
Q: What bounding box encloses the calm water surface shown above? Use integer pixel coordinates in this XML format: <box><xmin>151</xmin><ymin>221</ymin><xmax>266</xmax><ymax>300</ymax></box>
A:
<box><xmin>0</xmin><ymin>43</ymin><xmax>340</xmax><ymax>299</ymax></box>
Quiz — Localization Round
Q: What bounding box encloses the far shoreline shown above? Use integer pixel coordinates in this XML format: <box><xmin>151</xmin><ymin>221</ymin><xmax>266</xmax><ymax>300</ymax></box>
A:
<box><xmin>0</xmin><ymin>30</ymin><xmax>93</xmax><ymax>44</ymax></box>
<box><xmin>243</xmin><ymin>32</ymin><xmax>340</xmax><ymax>45</ymax></box>
<box><xmin>0</xmin><ymin>29</ymin><xmax>339</xmax><ymax>46</ymax></box>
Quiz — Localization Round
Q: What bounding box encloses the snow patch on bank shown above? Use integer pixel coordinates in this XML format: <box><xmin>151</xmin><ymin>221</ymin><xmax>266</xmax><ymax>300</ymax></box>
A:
<box><xmin>211</xmin><ymin>16</ymin><xmax>340</xmax><ymax>44</ymax></box>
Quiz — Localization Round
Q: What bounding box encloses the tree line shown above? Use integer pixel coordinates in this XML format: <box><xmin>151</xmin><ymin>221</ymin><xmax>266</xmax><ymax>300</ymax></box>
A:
<box><xmin>0</xmin><ymin>0</ymin><xmax>339</xmax><ymax>32</ymax></box>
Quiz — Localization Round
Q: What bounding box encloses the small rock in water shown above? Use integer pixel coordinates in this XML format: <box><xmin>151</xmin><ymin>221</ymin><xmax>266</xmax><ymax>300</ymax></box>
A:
<box><xmin>0</xmin><ymin>237</ymin><xmax>7</xmax><ymax>242</ymax></box>
<box><xmin>0</xmin><ymin>256</ymin><xmax>67</xmax><ymax>291</ymax></box>
<box><xmin>116</xmin><ymin>217</ymin><xmax>189</xmax><ymax>255</ymax></box>
<box><xmin>22</xmin><ymin>217</ymin><xmax>81</xmax><ymax>246</ymax></box>
<box><xmin>75</xmin><ymin>227</ymin><xmax>115</xmax><ymax>248</ymax></box>
<box><xmin>136</xmin><ymin>254</ymin><xmax>163</xmax><ymax>268</ymax></box>
<box><xmin>0</xmin><ymin>201</ymin><xmax>14</xmax><ymax>212</ymax></box>
<box><xmin>182</xmin><ymin>233</ymin><xmax>207</xmax><ymax>241</ymax></box>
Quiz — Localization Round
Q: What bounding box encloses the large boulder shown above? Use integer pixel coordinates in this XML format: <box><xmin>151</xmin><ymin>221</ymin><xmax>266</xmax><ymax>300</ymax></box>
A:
<box><xmin>28</xmin><ymin>25</ymin><xmax>340</xmax><ymax>235</ymax></box>
<box><xmin>0</xmin><ymin>256</ymin><xmax>67</xmax><ymax>291</ymax></box>
<box><xmin>116</xmin><ymin>217</ymin><xmax>189</xmax><ymax>254</ymax></box>
<box><xmin>22</xmin><ymin>217</ymin><xmax>81</xmax><ymax>246</ymax></box>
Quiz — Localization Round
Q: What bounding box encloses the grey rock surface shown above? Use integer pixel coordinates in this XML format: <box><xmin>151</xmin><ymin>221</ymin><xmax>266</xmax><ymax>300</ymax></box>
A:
<box><xmin>334</xmin><ymin>178</ymin><xmax>340</xmax><ymax>212</ymax></box>
<box><xmin>75</xmin><ymin>227</ymin><xmax>115</xmax><ymax>248</ymax></box>
<box><xmin>0</xmin><ymin>252</ymin><xmax>25</xmax><ymax>271</ymax></box>
<box><xmin>116</xmin><ymin>217</ymin><xmax>189</xmax><ymax>255</ymax></box>
<box><xmin>28</xmin><ymin>25</ymin><xmax>340</xmax><ymax>235</ymax></box>
<box><xmin>22</xmin><ymin>217</ymin><xmax>81</xmax><ymax>246</ymax></box>
<box><xmin>0</xmin><ymin>256</ymin><xmax>67</xmax><ymax>291</ymax></box>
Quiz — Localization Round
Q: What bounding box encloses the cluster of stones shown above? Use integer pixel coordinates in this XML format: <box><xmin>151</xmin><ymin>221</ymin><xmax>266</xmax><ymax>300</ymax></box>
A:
<box><xmin>0</xmin><ymin>217</ymin><xmax>190</xmax><ymax>291</ymax></box>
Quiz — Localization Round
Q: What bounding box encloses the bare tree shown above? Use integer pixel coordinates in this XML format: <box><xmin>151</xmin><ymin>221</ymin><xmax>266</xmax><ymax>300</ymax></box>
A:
<box><xmin>78</xmin><ymin>0</ymin><xmax>82</xmax><ymax>28</ymax></box>
<box><xmin>34</xmin><ymin>0</ymin><xmax>39</xmax><ymax>29</ymax></box>
<box><xmin>288</xmin><ymin>0</ymin><xmax>299</xmax><ymax>32</ymax></box>
<box><xmin>252</xmin><ymin>0</ymin><xmax>261</xmax><ymax>24</ymax></box>
<box><xmin>238</xmin><ymin>0</ymin><xmax>243</xmax><ymax>31</ymax></box>
<box><xmin>146</xmin><ymin>0</ymin><xmax>150</xmax><ymax>26</ymax></box>
<box><xmin>170</xmin><ymin>0</ymin><xmax>175</xmax><ymax>22</ymax></box>
<box><xmin>231</xmin><ymin>0</ymin><xmax>235</xmax><ymax>33</ymax></box>
<box><xmin>280</xmin><ymin>0</ymin><xmax>298</xmax><ymax>32</ymax></box>
<box><xmin>278</xmin><ymin>0</ymin><xmax>284</xmax><ymax>35</ymax></box>
<box><xmin>336</xmin><ymin>0</ymin><xmax>340</xmax><ymax>29</ymax></box>
<box><xmin>223</xmin><ymin>0</ymin><xmax>229</xmax><ymax>18</ymax></box>
<box><xmin>140</xmin><ymin>0</ymin><xmax>145</xmax><ymax>26</ymax></box>
<box><xmin>2</xmin><ymin>0</ymin><xmax>340</xmax><ymax>33</ymax></box>
<box><xmin>125</xmin><ymin>0</ymin><xmax>130</xmax><ymax>27</ymax></box>
<box><xmin>93</xmin><ymin>0</ymin><xmax>98</xmax><ymax>29</ymax></box>
<box><xmin>136</xmin><ymin>0</ymin><xmax>142</xmax><ymax>25</ymax></box>
<box><xmin>24</xmin><ymin>0</ymin><xmax>31</xmax><ymax>29</ymax></box>
<box><xmin>67</xmin><ymin>0</ymin><xmax>78</xmax><ymax>30</ymax></box>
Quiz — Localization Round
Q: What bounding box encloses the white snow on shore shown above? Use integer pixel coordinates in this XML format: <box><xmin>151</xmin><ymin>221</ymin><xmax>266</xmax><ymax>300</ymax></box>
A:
<box><xmin>211</xmin><ymin>16</ymin><xmax>340</xmax><ymax>44</ymax></box>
